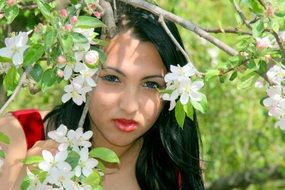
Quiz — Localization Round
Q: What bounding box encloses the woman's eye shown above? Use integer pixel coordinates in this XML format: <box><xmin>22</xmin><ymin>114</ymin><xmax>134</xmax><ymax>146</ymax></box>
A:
<box><xmin>101</xmin><ymin>75</ymin><xmax>120</xmax><ymax>83</ymax></box>
<box><xmin>143</xmin><ymin>81</ymin><xmax>161</xmax><ymax>89</ymax></box>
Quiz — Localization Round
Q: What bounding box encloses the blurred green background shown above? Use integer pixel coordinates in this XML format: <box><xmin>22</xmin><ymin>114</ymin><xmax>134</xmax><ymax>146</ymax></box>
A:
<box><xmin>1</xmin><ymin>0</ymin><xmax>285</xmax><ymax>189</ymax></box>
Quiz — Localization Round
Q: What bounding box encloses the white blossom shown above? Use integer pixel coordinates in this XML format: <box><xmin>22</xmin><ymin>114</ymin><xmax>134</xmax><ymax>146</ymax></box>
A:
<box><xmin>61</xmin><ymin>77</ymin><xmax>92</xmax><ymax>105</ymax></box>
<box><xmin>48</xmin><ymin>124</ymin><xmax>68</xmax><ymax>143</ymax></box>
<box><xmin>0</xmin><ymin>32</ymin><xmax>29</xmax><ymax>66</ymax></box>
<box><xmin>45</xmin><ymin>168</ymin><xmax>76</xmax><ymax>190</ymax></box>
<box><xmin>179</xmin><ymin>79</ymin><xmax>204</xmax><ymax>104</ymax></box>
<box><xmin>38</xmin><ymin>150</ymin><xmax>71</xmax><ymax>172</ymax></box>
<box><xmin>162</xmin><ymin>63</ymin><xmax>204</xmax><ymax>110</ymax></box>
<box><xmin>26</xmin><ymin>168</ymin><xmax>46</xmax><ymax>190</ymax></box>
<box><xmin>0</xmin><ymin>62</ymin><xmax>10</xmax><ymax>74</ymax></box>
<box><xmin>74</xmin><ymin>147</ymin><xmax>98</xmax><ymax>177</ymax></box>
<box><xmin>266</xmin><ymin>65</ymin><xmax>285</xmax><ymax>85</ymax></box>
<box><xmin>276</xmin><ymin>117</ymin><xmax>285</xmax><ymax>130</ymax></box>
<box><xmin>73</xmin><ymin>28</ymin><xmax>95</xmax><ymax>44</ymax></box>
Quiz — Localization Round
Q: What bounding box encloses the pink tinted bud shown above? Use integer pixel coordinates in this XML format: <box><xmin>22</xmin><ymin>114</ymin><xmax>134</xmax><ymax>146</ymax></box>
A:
<box><xmin>256</xmin><ymin>37</ymin><xmax>270</xmax><ymax>50</ymax></box>
<box><xmin>57</xmin><ymin>55</ymin><xmax>66</xmax><ymax>64</ymax></box>
<box><xmin>84</xmin><ymin>50</ymin><xmax>99</xmax><ymax>66</ymax></box>
<box><xmin>70</xmin><ymin>16</ymin><xmax>78</xmax><ymax>25</ymax></box>
<box><xmin>6</xmin><ymin>0</ymin><xmax>16</xmax><ymax>6</ymax></box>
<box><xmin>94</xmin><ymin>11</ymin><xmax>102</xmax><ymax>19</ymax></box>
<box><xmin>0</xmin><ymin>14</ymin><xmax>4</xmax><ymax>19</ymax></box>
<box><xmin>64</xmin><ymin>24</ymin><xmax>73</xmax><ymax>32</ymax></box>
<box><xmin>266</xmin><ymin>4</ymin><xmax>274</xmax><ymax>17</ymax></box>
<box><xmin>60</xmin><ymin>9</ymin><xmax>68</xmax><ymax>17</ymax></box>
<box><xmin>57</xmin><ymin>70</ymin><xmax>64</xmax><ymax>78</ymax></box>
<box><xmin>265</xmin><ymin>54</ymin><xmax>272</xmax><ymax>62</ymax></box>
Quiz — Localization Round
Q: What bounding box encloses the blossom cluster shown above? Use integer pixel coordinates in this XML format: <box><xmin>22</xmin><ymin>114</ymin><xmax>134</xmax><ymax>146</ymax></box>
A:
<box><xmin>0</xmin><ymin>7</ymin><xmax>101</xmax><ymax>106</ymax></box>
<box><xmin>263</xmin><ymin>65</ymin><xmax>285</xmax><ymax>130</ymax></box>
<box><xmin>161</xmin><ymin>63</ymin><xmax>205</xmax><ymax>110</ymax></box>
<box><xmin>24</xmin><ymin>125</ymin><xmax>100</xmax><ymax>189</ymax></box>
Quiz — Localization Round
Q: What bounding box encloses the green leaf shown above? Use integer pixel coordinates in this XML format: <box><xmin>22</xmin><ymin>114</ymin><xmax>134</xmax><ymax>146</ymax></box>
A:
<box><xmin>89</xmin><ymin>147</ymin><xmax>120</xmax><ymax>164</ymax></box>
<box><xmin>251</xmin><ymin>19</ymin><xmax>264</xmax><ymax>37</ymax></box>
<box><xmin>65</xmin><ymin>151</ymin><xmax>80</xmax><ymax>169</ymax></box>
<box><xmin>4</xmin><ymin>5</ymin><xmax>19</xmax><ymax>24</ymax></box>
<box><xmin>41</xmin><ymin>68</ymin><xmax>57</xmax><ymax>91</ymax></box>
<box><xmin>44</xmin><ymin>27</ymin><xmax>57</xmax><ymax>50</ymax></box>
<box><xmin>83</xmin><ymin>171</ymin><xmax>101</xmax><ymax>188</ymax></box>
<box><xmin>3</xmin><ymin>66</ymin><xmax>20</xmax><ymax>95</ymax></box>
<box><xmin>0</xmin><ymin>131</ymin><xmax>10</xmax><ymax>144</ymax></box>
<box><xmin>23</xmin><ymin>44</ymin><xmax>45</xmax><ymax>67</ymax></box>
<box><xmin>20</xmin><ymin>176</ymin><xmax>30</xmax><ymax>190</ymax></box>
<box><xmin>71</xmin><ymin>32</ymin><xmax>89</xmax><ymax>44</ymax></box>
<box><xmin>22</xmin><ymin>156</ymin><xmax>43</xmax><ymax>165</ymax></box>
<box><xmin>0</xmin><ymin>150</ymin><xmax>5</xmax><ymax>158</ymax></box>
<box><xmin>75</xmin><ymin>16</ymin><xmax>106</xmax><ymax>29</ymax></box>
<box><xmin>229</xmin><ymin>70</ymin><xmax>238</xmax><ymax>81</ymax></box>
<box><xmin>34</xmin><ymin>0</ymin><xmax>52</xmax><ymax>20</ymax></box>
<box><xmin>183</xmin><ymin>102</ymin><xmax>194</xmax><ymax>120</ymax></box>
<box><xmin>205</xmin><ymin>69</ymin><xmax>220</xmax><ymax>81</ymax></box>
<box><xmin>175</xmin><ymin>100</ymin><xmax>185</xmax><ymax>128</ymax></box>
<box><xmin>61</xmin><ymin>34</ymin><xmax>73</xmax><ymax>54</ymax></box>
<box><xmin>30</xmin><ymin>63</ymin><xmax>43</xmax><ymax>82</ymax></box>
<box><xmin>0</xmin><ymin>56</ymin><xmax>12</xmax><ymax>63</ymax></box>
<box><xmin>191</xmin><ymin>94</ymin><xmax>208</xmax><ymax>114</ymax></box>
<box><xmin>238</xmin><ymin>69</ymin><xmax>257</xmax><ymax>89</ymax></box>
<box><xmin>257</xmin><ymin>60</ymin><xmax>267</xmax><ymax>74</ymax></box>
<box><xmin>270</xmin><ymin>19</ymin><xmax>280</xmax><ymax>33</ymax></box>
<box><xmin>248</xmin><ymin>0</ymin><xmax>264</xmax><ymax>14</ymax></box>
<box><xmin>85</xmin><ymin>0</ymin><xmax>97</xmax><ymax>4</ymax></box>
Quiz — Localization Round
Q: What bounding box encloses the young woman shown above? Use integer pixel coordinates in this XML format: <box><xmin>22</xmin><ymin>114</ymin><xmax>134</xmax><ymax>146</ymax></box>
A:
<box><xmin>0</xmin><ymin>3</ymin><xmax>204</xmax><ymax>190</ymax></box>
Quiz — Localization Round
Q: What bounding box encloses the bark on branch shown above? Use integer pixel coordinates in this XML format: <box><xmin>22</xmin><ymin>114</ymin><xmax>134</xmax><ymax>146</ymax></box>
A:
<box><xmin>206</xmin><ymin>165</ymin><xmax>285</xmax><ymax>190</ymax></box>
<box><xmin>118</xmin><ymin>0</ymin><xmax>238</xmax><ymax>56</ymax></box>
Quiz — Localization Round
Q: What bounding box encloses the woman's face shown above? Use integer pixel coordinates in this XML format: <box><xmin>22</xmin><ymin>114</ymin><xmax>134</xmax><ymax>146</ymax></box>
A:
<box><xmin>89</xmin><ymin>30</ymin><xmax>166</xmax><ymax>149</ymax></box>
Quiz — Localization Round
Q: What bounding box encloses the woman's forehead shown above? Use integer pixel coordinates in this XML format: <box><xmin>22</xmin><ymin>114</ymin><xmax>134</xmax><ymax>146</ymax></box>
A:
<box><xmin>103</xmin><ymin>31</ymin><xmax>166</xmax><ymax>74</ymax></box>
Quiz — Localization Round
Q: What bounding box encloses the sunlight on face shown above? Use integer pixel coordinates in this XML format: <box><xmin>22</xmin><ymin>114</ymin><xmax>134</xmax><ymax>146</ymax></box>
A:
<box><xmin>89</xmin><ymin>30</ymin><xmax>166</xmax><ymax>150</ymax></box>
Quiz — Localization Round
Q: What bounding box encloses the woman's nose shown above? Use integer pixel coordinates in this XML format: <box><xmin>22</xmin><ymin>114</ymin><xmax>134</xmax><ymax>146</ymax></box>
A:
<box><xmin>119</xmin><ymin>87</ymin><xmax>139</xmax><ymax>114</ymax></box>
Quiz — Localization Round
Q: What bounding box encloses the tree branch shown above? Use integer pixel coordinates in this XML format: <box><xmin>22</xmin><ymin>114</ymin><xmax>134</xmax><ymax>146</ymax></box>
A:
<box><xmin>232</xmin><ymin>0</ymin><xmax>252</xmax><ymax>29</ymax></box>
<box><xmin>206</xmin><ymin>165</ymin><xmax>285</xmax><ymax>190</ymax></box>
<box><xmin>0</xmin><ymin>67</ymin><xmax>32</xmax><ymax>116</ymax></box>
<box><xmin>118</xmin><ymin>0</ymin><xmax>238</xmax><ymax>56</ymax></box>
<box><xmin>99</xmin><ymin>0</ymin><xmax>117</xmax><ymax>38</ymax></box>
<box><xmin>202</xmin><ymin>28</ymin><xmax>252</xmax><ymax>36</ymax></box>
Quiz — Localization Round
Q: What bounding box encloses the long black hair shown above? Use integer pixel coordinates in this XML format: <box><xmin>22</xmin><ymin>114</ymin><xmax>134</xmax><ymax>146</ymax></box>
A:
<box><xmin>44</xmin><ymin>3</ymin><xmax>204</xmax><ymax>190</ymax></box>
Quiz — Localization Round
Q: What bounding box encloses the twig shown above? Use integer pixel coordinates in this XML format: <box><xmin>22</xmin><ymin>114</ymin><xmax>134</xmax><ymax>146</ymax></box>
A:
<box><xmin>118</xmin><ymin>0</ymin><xmax>238</xmax><ymax>56</ymax></box>
<box><xmin>271</xmin><ymin>30</ymin><xmax>285</xmax><ymax>59</ymax></box>
<box><xmin>203</xmin><ymin>28</ymin><xmax>252</xmax><ymax>36</ymax></box>
<box><xmin>18</xmin><ymin>4</ymin><xmax>38</xmax><ymax>10</ymax></box>
<box><xmin>257</xmin><ymin>0</ymin><xmax>266</xmax><ymax>9</ymax></box>
<box><xmin>158</xmin><ymin>15</ymin><xmax>191</xmax><ymax>64</ymax></box>
<box><xmin>232</xmin><ymin>0</ymin><xmax>252</xmax><ymax>29</ymax></box>
<box><xmin>99</xmin><ymin>0</ymin><xmax>117</xmax><ymax>38</ymax></box>
<box><xmin>0</xmin><ymin>70</ymin><xmax>29</xmax><ymax>116</ymax></box>
<box><xmin>78</xmin><ymin>93</ymin><xmax>91</xmax><ymax>128</ymax></box>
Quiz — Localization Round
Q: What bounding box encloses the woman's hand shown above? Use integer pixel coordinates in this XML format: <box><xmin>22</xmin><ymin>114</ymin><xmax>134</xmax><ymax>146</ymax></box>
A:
<box><xmin>13</xmin><ymin>139</ymin><xmax>59</xmax><ymax>189</ymax></box>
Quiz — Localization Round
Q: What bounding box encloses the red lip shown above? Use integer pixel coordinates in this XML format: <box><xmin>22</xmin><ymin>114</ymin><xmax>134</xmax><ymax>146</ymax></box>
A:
<box><xmin>113</xmin><ymin>119</ymin><xmax>138</xmax><ymax>132</ymax></box>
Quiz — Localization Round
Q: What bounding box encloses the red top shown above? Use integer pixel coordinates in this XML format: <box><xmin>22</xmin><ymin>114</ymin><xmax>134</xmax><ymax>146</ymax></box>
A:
<box><xmin>12</xmin><ymin>109</ymin><xmax>45</xmax><ymax>149</ymax></box>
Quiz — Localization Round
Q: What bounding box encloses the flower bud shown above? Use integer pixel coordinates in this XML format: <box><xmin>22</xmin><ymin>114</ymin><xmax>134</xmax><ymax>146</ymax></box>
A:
<box><xmin>57</xmin><ymin>55</ymin><xmax>66</xmax><ymax>64</ymax></box>
<box><xmin>264</xmin><ymin>54</ymin><xmax>272</xmax><ymax>63</ymax></box>
<box><xmin>0</xmin><ymin>13</ymin><xmax>4</xmax><ymax>19</ymax></box>
<box><xmin>64</xmin><ymin>24</ymin><xmax>73</xmax><ymax>32</ymax></box>
<box><xmin>94</xmin><ymin>11</ymin><xmax>102</xmax><ymax>19</ymax></box>
<box><xmin>6</xmin><ymin>0</ymin><xmax>16</xmax><ymax>6</ymax></box>
<box><xmin>84</xmin><ymin>50</ymin><xmax>99</xmax><ymax>66</ymax></box>
<box><xmin>256</xmin><ymin>37</ymin><xmax>271</xmax><ymax>50</ymax></box>
<box><xmin>266</xmin><ymin>4</ymin><xmax>274</xmax><ymax>17</ymax></box>
<box><xmin>60</xmin><ymin>9</ymin><xmax>68</xmax><ymax>18</ymax></box>
<box><xmin>57</xmin><ymin>70</ymin><xmax>64</xmax><ymax>78</ymax></box>
<box><xmin>70</xmin><ymin>16</ymin><xmax>78</xmax><ymax>25</ymax></box>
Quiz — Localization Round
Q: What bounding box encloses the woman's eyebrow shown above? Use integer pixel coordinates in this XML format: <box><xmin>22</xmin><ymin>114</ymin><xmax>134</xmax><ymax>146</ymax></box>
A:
<box><xmin>143</xmin><ymin>75</ymin><xmax>165</xmax><ymax>80</ymax></box>
<box><xmin>101</xmin><ymin>66</ymin><xmax>126</xmax><ymax>77</ymax></box>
